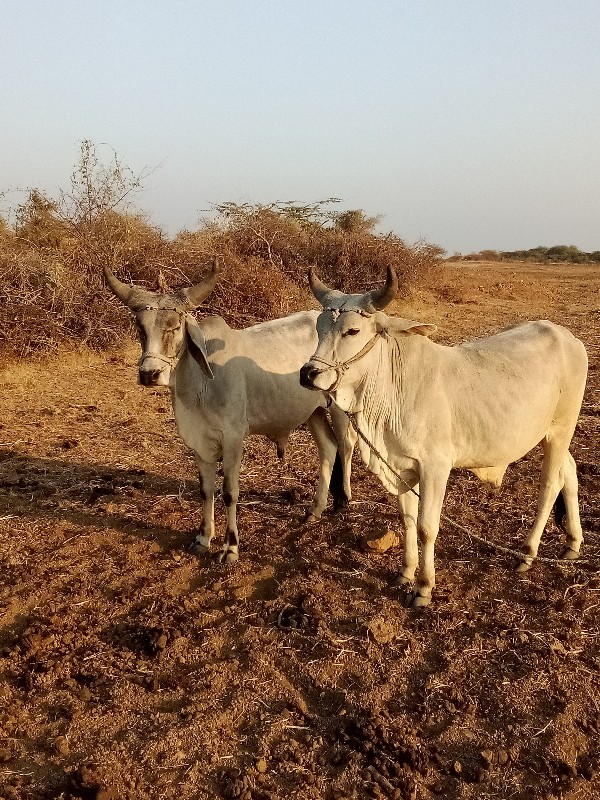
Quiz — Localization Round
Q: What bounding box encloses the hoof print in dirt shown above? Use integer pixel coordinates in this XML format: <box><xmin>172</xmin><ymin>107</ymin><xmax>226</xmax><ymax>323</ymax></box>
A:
<box><xmin>217</xmin><ymin>767</ymin><xmax>254</xmax><ymax>799</ymax></box>
<box><xmin>69</xmin><ymin>763</ymin><xmax>119</xmax><ymax>799</ymax></box>
<box><xmin>276</xmin><ymin>602</ymin><xmax>313</xmax><ymax>631</ymax></box>
<box><xmin>334</xmin><ymin>713</ymin><xmax>428</xmax><ymax>798</ymax></box>
<box><xmin>108</xmin><ymin>621</ymin><xmax>169</xmax><ymax>658</ymax></box>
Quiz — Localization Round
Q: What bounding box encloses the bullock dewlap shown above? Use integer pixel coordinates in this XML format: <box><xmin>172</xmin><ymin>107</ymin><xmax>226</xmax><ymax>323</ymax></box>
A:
<box><xmin>104</xmin><ymin>260</ymin><xmax>354</xmax><ymax>563</ymax></box>
<box><xmin>301</xmin><ymin>266</ymin><xmax>588</xmax><ymax>607</ymax></box>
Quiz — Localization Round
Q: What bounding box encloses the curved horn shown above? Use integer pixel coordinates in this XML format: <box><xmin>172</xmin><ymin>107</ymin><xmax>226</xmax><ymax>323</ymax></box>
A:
<box><xmin>308</xmin><ymin>267</ymin><xmax>335</xmax><ymax>306</ymax></box>
<box><xmin>183</xmin><ymin>257</ymin><xmax>221</xmax><ymax>309</ymax></box>
<box><xmin>103</xmin><ymin>264</ymin><xmax>136</xmax><ymax>307</ymax></box>
<box><xmin>367</xmin><ymin>265</ymin><xmax>398</xmax><ymax>310</ymax></box>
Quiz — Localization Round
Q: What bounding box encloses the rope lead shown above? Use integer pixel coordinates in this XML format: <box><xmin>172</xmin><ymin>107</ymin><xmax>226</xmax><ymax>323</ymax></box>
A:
<box><xmin>344</xmin><ymin>411</ymin><xmax>593</xmax><ymax>568</ymax></box>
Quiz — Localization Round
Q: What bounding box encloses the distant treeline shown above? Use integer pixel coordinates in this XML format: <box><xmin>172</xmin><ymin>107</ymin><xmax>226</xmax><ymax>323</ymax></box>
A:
<box><xmin>450</xmin><ymin>246</ymin><xmax>600</xmax><ymax>264</ymax></box>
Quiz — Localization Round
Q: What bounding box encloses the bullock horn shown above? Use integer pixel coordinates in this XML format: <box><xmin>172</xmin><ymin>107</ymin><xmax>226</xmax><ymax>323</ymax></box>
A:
<box><xmin>308</xmin><ymin>267</ymin><xmax>334</xmax><ymax>306</ymax></box>
<box><xmin>366</xmin><ymin>266</ymin><xmax>398</xmax><ymax>310</ymax></box>
<box><xmin>103</xmin><ymin>264</ymin><xmax>137</xmax><ymax>307</ymax></box>
<box><xmin>182</xmin><ymin>257</ymin><xmax>221</xmax><ymax>309</ymax></box>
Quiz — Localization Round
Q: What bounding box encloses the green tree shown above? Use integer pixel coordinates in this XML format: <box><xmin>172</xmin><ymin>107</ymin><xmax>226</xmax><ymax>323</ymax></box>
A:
<box><xmin>331</xmin><ymin>208</ymin><xmax>381</xmax><ymax>234</ymax></box>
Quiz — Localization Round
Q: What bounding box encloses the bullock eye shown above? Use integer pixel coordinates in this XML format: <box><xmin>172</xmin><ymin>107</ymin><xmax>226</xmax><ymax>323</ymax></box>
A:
<box><xmin>342</xmin><ymin>328</ymin><xmax>360</xmax><ymax>337</ymax></box>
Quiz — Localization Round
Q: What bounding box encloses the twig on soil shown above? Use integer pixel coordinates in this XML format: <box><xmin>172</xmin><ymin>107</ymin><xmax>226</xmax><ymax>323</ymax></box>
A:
<box><xmin>61</xmin><ymin>531</ymin><xmax>94</xmax><ymax>545</ymax></box>
<box><xmin>532</xmin><ymin>720</ymin><xmax>553</xmax><ymax>737</ymax></box>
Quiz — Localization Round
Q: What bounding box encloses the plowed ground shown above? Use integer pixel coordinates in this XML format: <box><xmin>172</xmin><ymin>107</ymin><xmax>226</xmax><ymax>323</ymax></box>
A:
<box><xmin>1</xmin><ymin>262</ymin><xmax>600</xmax><ymax>800</ymax></box>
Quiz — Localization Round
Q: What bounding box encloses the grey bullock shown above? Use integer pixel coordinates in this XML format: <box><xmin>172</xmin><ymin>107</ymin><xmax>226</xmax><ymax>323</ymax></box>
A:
<box><xmin>300</xmin><ymin>267</ymin><xmax>588</xmax><ymax>607</ymax></box>
<box><xmin>104</xmin><ymin>261</ymin><xmax>353</xmax><ymax>563</ymax></box>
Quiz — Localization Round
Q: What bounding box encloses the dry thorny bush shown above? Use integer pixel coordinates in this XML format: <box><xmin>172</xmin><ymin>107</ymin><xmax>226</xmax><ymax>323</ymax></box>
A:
<box><xmin>0</xmin><ymin>142</ymin><xmax>441</xmax><ymax>360</ymax></box>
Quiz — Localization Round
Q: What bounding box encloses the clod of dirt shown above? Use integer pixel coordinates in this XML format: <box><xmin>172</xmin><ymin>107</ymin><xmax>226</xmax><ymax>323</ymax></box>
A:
<box><xmin>0</xmin><ymin>746</ymin><xmax>13</xmax><ymax>762</ymax></box>
<box><xmin>363</xmin><ymin>528</ymin><xmax>400</xmax><ymax>552</ymax></box>
<box><xmin>217</xmin><ymin>767</ymin><xmax>253</xmax><ymax>799</ymax></box>
<box><xmin>109</xmin><ymin>621</ymin><xmax>170</xmax><ymax>657</ymax></box>
<box><xmin>95</xmin><ymin>790</ymin><xmax>120</xmax><ymax>800</ymax></box>
<box><xmin>480</xmin><ymin>748</ymin><xmax>510</xmax><ymax>768</ymax></box>
<box><xmin>366</xmin><ymin>615</ymin><xmax>399</xmax><ymax>644</ymax></box>
<box><xmin>54</xmin><ymin>735</ymin><xmax>70</xmax><ymax>755</ymax></box>
<box><xmin>334</xmin><ymin>713</ymin><xmax>427</xmax><ymax>799</ymax></box>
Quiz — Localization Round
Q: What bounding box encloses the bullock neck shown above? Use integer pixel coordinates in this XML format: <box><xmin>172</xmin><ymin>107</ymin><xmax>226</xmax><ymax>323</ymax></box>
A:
<box><xmin>170</xmin><ymin>345</ymin><xmax>212</xmax><ymax>401</ymax></box>
<box><xmin>358</xmin><ymin>333</ymin><xmax>429</xmax><ymax>431</ymax></box>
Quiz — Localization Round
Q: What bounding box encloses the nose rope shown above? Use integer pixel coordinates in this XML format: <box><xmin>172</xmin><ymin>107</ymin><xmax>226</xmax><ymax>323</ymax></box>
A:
<box><xmin>309</xmin><ymin>329</ymin><xmax>386</xmax><ymax>390</ymax></box>
<box><xmin>139</xmin><ymin>352</ymin><xmax>177</xmax><ymax>368</ymax></box>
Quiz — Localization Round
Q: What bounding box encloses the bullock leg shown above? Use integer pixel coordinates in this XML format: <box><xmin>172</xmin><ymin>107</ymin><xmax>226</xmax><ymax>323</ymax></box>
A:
<box><xmin>304</xmin><ymin>409</ymin><xmax>339</xmax><ymax>523</ymax></box>
<box><xmin>409</xmin><ymin>467</ymin><xmax>449</xmax><ymax>608</ymax></box>
<box><xmin>394</xmin><ymin>485</ymin><xmax>419</xmax><ymax>587</ymax></box>
<box><xmin>329</xmin><ymin>406</ymin><xmax>356</xmax><ymax>510</ymax></box>
<box><xmin>518</xmin><ymin>435</ymin><xmax>573</xmax><ymax>572</ymax></box>
<box><xmin>193</xmin><ymin>457</ymin><xmax>216</xmax><ymax>554</ymax></box>
<box><xmin>557</xmin><ymin>451</ymin><xmax>583</xmax><ymax>560</ymax></box>
<box><xmin>218</xmin><ymin>441</ymin><xmax>244</xmax><ymax>564</ymax></box>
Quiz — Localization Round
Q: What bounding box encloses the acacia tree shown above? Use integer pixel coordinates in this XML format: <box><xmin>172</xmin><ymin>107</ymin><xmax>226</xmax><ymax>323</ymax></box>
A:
<box><xmin>331</xmin><ymin>208</ymin><xmax>381</xmax><ymax>234</ymax></box>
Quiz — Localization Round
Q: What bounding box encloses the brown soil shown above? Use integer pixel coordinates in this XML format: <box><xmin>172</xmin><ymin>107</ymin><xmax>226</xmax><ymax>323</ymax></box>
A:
<box><xmin>1</xmin><ymin>261</ymin><xmax>600</xmax><ymax>800</ymax></box>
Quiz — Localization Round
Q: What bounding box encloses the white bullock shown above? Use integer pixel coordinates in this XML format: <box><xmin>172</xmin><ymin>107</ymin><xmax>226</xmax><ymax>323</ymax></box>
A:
<box><xmin>104</xmin><ymin>261</ymin><xmax>353</xmax><ymax>563</ymax></box>
<box><xmin>300</xmin><ymin>267</ymin><xmax>587</xmax><ymax>606</ymax></box>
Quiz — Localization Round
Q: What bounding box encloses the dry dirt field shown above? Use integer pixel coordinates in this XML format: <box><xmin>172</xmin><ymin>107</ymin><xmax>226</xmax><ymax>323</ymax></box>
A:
<box><xmin>1</xmin><ymin>261</ymin><xmax>600</xmax><ymax>800</ymax></box>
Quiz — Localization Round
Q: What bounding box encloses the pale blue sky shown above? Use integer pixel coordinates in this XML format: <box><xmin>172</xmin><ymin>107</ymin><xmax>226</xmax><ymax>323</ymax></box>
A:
<box><xmin>2</xmin><ymin>1</ymin><xmax>599</xmax><ymax>254</ymax></box>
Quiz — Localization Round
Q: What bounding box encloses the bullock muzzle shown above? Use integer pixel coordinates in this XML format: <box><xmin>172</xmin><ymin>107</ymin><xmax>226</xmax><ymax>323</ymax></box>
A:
<box><xmin>300</xmin><ymin>362</ymin><xmax>321</xmax><ymax>390</ymax></box>
<box><xmin>138</xmin><ymin>352</ymin><xmax>174</xmax><ymax>387</ymax></box>
<box><xmin>139</xmin><ymin>365</ymin><xmax>167</xmax><ymax>386</ymax></box>
<box><xmin>300</xmin><ymin>330</ymin><xmax>385</xmax><ymax>393</ymax></box>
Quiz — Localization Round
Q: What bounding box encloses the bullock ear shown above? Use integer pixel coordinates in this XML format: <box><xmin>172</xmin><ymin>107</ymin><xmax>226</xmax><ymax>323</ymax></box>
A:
<box><xmin>185</xmin><ymin>317</ymin><xmax>214</xmax><ymax>379</ymax></box>
<box><xmin>381</xmin><ymin>317</ymin><xmax>437</xmax><ymax>338</ymax></box>
<box><xmin>407</xmin><ymin>323</ymin><xmax>437</xmax><ymax>337</ymax></box>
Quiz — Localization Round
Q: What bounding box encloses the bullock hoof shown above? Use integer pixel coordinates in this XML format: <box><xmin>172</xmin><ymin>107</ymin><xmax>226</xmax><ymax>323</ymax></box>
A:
<box><xmin>404</xmin><ymin>590</ymin><xmax>431</xmax><ymax>609</ymax></box>
<box><xmin>516</xmin><ymin>559</ymin><xmax>533</xmax><ymax>573</ymax></box>
<box><xmin>332</xmin><ymin>498</ymin><xmax>350</xmax><ymax>513</ymax></box>
<box><xmin>301</xmin><ymin>512</ymin><xmax>321</xmax><ymax>525</ymax></box>
<box><xmin>192</xmin><ymin>542</ymin><xmax>211</xmax><ymax>556</ymax></box>
<box><xmin>393</xmin><ymin>573</ymin><xmax>413</xmax><ymax>588</ymax></box>
<box><xmin>217</xmin><ymin>550</ymin><xmax>239</xmax><ymax>565</ymax></box>
<box><xmin>560</xmin><ymin>547</ymin><xmax>580</xmax><ymax>561</ymax></box>
<box><xmin>412</xmin><ymin>593</ymin><xmax>432</xmax><ymax>609</ymax></box>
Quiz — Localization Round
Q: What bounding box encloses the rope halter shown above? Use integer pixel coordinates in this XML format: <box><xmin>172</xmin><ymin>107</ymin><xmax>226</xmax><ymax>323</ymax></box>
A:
<box><xmin>309</xmin><ymin>307</ymin><xmax>387</xmax><ymax>392</ymax></box>
<box><xmin>135</xmin><ymin>305</ymin><xmax>188</xmax><ymax>370</ymax></box>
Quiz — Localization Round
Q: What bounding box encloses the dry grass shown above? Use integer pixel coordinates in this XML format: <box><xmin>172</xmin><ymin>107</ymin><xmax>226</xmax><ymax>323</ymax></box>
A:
<box><xmin>2</xmin><ymin>143</ymin><xmax>441</xmax><ymax>358</ymax></box>
<box><xmin>6</xmin><ymin>147</ymin><xmax>600</xmax><ymax>800</ymax></box>
<box><xmin>1</xmin><ymin>263</ymin><xmax>600</xmax><ymax>799</ymax></box>
<box><xmin>1</xmin><ymin>196</ymin><xmax>440</xmax><ymax>359</ymax></box>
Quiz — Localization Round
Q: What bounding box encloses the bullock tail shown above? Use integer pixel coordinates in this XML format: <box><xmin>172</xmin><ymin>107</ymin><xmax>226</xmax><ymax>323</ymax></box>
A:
<box><xmin>554</xmin><ymin>490</ymin><xmax>567</xmax><ymax>531</ymax></box>
<box><xmin>330</xmin><ymin>451</ymin><xmax>349</xmax><ymax>510</ymax></box>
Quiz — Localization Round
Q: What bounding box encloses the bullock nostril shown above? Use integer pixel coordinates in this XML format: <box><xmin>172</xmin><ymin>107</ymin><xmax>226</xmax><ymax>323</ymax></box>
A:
<box><xmin>300</xmin><ymin>364</ymin><xmax>319</xmax><ymax>387</ymax></box>
<box><xmin>139</xmin><ymin>368</ymin><xmax>162</xmax><ymax>386</ymax></box>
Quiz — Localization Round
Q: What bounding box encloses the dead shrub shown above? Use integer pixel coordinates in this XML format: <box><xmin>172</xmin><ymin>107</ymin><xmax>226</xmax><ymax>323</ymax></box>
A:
<box><xmin>0</xmin><ymin>145</ymin><xmax>443</xmax><ymax>359</ymax></box>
